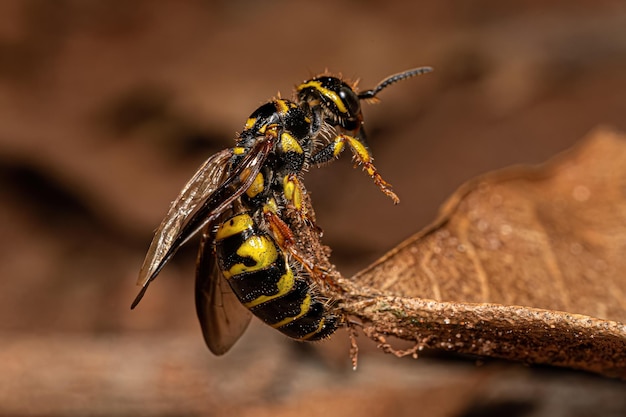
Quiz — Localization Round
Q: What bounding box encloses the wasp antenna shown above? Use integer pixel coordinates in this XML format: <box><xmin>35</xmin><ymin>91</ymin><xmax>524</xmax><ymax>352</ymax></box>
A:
<box><xmin>358</xmin><ymin>66</ymin><xmax>433</xmax><ymax>100</ymax></box>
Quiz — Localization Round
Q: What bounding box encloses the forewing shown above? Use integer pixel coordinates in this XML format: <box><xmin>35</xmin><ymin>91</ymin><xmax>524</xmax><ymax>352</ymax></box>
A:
<box><xmin>132</xmin><ymin>149</ymin><xmax>232</xmax><ymax>304</ymax></box>
<box><xmin>132</xmin><ymin>138</ymin><xmax>274</xmax><ymax>308</ymax></box>
<box><xmin>195</xmin><ymin>224</ymin><xmax>252</xmax><ymax>355</ymax></box>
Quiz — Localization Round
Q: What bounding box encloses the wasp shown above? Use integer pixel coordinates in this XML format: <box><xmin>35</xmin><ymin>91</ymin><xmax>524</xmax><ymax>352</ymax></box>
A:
<box><xmin>131</xmin><ymin>67</ymin><xmax>433</xmax><ymax>355</ymax></box>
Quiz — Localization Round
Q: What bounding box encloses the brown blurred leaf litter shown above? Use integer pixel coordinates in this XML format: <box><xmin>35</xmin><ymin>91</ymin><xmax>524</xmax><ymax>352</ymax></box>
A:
<box><xmin>341</xmin><ymin>127</ymin><xmax>626</xmax><ymax>378</ymax></box>
<box><xmin>1</xmin><ymin>1</ymin><xmax>626</xmax><ymax>416</ymax></box>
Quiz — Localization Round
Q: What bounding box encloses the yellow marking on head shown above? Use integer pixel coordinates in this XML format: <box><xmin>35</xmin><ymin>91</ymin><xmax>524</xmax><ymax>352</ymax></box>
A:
<box><xmin>215</xmin><ymin>213</ymin><xmax>254</xmax><ymax>241</ymax></box>
<box><xmin>297</xmin><ymin>80</ymin><xmax>348</xmax><ymax>114</ymax></box>
<box><xmin>227</xmin><ymin>235</ymin><xmax>278</xmax><ymax>277</ymax></box>
<box><xmin>245</xmin><ymin>172</ymin><xmax>264</xmax><ymax>198</ymax></box>
<box><xmin>271</xmin><ymin>293</ymin><xmax>311</xmax><ymax>328</ymax></box>
<box><xmin>280</xmin><ymin>132</ymin><xmax>303</xmax><ymax>154</ymax></box>
<box><xmin>283</xmin><ymin>175</ymin><xmax>302</xmax><ymax>210</ymax></box>
<box><xmin>233</xmin><ymin>146</ymin><xmax>246</xmax><ymax>155</ymax></box>
<box><xmin>296</xmin><ymin>80</ymin><xmax>315</xmax><ymax>93</ymax></box>
<box><xmin>244</xmin><ymin>267</ymin><xmax>295</xmax><ymax>308</ymax></box>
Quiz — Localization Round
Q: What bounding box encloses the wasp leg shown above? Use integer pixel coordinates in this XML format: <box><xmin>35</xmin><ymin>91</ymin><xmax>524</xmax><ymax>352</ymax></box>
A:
<box><xmin>263</xmin><ymin>210</ymin><xmax>337</xmax><ymax>289</ymax></box>
<box><xmin>281</xmin><ymin>173</ymin><xmax>321</xmax><ymax>232</ymax></box>
<box><xmin>311</xmin><ymin>134</ymin><xmax>400</xmax><ymax>204</ymax></box>
<box><xmin>263</xmin><ymin>209</ymin><xmax>317</xmax><ymax>270</ymax></box>
<box><xmin>282</xmin><ymin>173</ymin><xmax>304</xmax><ymax>212</ymax></box>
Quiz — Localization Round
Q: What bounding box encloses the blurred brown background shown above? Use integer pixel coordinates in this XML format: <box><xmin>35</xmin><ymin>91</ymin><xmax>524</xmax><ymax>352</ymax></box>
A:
<box><xmin>1</xmin><ymin>1</ymin><xmax>626</xmax><ymax>415</ymax></box>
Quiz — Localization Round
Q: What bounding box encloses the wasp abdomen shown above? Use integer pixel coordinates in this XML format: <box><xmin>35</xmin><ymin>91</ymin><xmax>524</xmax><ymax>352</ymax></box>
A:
<box><xmin>214</xmin><ymin>212</ymin><xmax>337</xmax><ymax>341</ymax></box>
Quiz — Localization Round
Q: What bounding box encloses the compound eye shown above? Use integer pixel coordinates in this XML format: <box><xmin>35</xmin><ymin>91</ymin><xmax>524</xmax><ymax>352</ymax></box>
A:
<box><xmin>338</xmin><ymin>86</ymin><xmax>360</xmax><ymax>116</ymax></box>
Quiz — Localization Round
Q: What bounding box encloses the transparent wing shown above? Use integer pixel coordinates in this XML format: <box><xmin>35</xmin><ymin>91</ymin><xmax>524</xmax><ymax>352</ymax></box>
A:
<box><xmin>132</xmin><ymin>138</ymin><xmax>274</xmax><ymax>308</ymax></box>
<box><xmin>195</xmin><ymin>224</ymin><xmax>252</xmax><ymax>355</ymax></box>
<box><xmin>136</xmin><ymin>149</ymin><xmax>232</xmax><ymax>285</ymax></box>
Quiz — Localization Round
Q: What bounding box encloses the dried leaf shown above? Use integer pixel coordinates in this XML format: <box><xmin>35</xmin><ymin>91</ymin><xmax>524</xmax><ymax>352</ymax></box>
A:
<box><xmin>340</xmin><ymin>128</ymin><xmax>626</xmax><ymax>377</ymax></box>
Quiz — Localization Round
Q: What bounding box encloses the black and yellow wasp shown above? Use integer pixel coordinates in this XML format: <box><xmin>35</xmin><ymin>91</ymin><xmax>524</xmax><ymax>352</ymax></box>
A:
<box><xmin>132</xmin><ymin>67</ymin><xmax>432</xmax><ymax>355</ymax></box>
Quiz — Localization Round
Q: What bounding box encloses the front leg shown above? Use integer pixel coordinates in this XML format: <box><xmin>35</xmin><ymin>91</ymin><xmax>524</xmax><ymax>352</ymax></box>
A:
<box><xmin>311</xmin><ymin>134</ymin><xmax>400</xmax><ymax>204</ymax></box>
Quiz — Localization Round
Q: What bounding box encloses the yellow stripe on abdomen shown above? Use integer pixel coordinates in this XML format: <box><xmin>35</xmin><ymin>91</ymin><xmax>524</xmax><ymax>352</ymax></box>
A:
<box><xmin>271</xmin><ymin>293</ymin><xmax>311</xmax><ymax>328</ymax></box>
<box><xmin>227</xmin><ymin>235</ymin><xmax>278</xmax><ymax>277</ymax></box>
<box><xmin>244</xmin><ymin>267</ymin><xmax>295</xmax><ymax>308</ymax></box>
<box><xmin>215</xmin><ymin>213</ymin><xmax>254</xmax><ymax>241</ymax></box>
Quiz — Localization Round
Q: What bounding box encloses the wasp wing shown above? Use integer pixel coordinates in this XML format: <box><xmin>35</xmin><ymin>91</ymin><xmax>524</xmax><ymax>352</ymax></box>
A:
<box><xmin>132</xmin><ymin>138</ymin><xmax>274</xmax><ymax>308</ymax></box>
<box><xmin>195</xmin><ymin>223</ymin><xmax>252</xmax><ymax>355</ymax></box>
